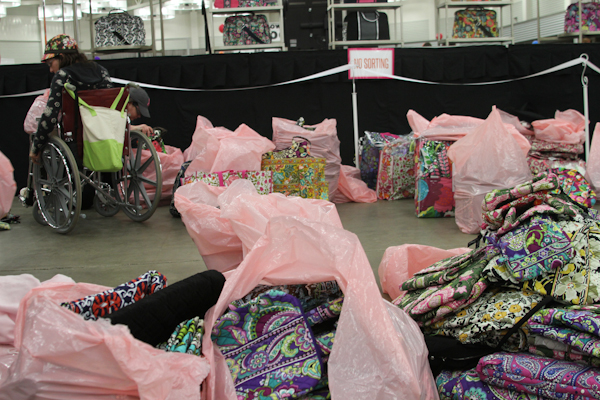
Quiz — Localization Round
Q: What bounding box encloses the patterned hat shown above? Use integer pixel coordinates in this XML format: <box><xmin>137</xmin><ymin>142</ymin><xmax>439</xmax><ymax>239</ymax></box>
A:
<box><xmin>41</xmin><ymin>34</ymin><xmax>78</xmax><ymax>62</ymax></box>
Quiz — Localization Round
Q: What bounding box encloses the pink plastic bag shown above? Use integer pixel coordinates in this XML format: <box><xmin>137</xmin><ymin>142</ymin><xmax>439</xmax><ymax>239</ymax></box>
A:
<box><xmin>183</xmin><ymin>115</ymin><xmax>215</xmax><ymax>161</ymax></box>
<box><xmin>2</xmin><ymin>282</ymin><xmax>210</xmax><ymax>400</ymax></box>
<box><xmin>406</xmin><ymin>109</ymin><xmax>430</xmax><ymax>135</ymax></box>
<box><xmin>379</xmin><ymin>244</ymin><xmax>471</xmax><ymax>300</ymax></box>
<box><xmin>586</xmin><ymin>123</ymin><xmax>600</xmax><ymax>191</ymax></box>
<box><xmin>140</xmin><ymin>145</ymin><xmax>185</xmax><ymax>203</ymax></box>
<box><xmin>533</xmin><ymin>109</ymin><xmax>586</xmax><ymax>144</ymax></box>
<box><xmin>185</xmin><ymin>122</ymin><xmax>275</xmax><ymax>176</ymax></box>
<box><xmin>23</xmin><ymin>89</ymin><xmax>49</xmax><ymax>134</ymax></box>
<box><xmin>498</xmin><ymin>108</ymin><xmax>534</xmax><ymax>136</ymax></box>
<box><xmin>0</xmin><ymin>151</ymin><xmax>16</xmax><ymax>219</ymax></box>
<box><xmin>219</xmin><ymin>179</ymin><xmax>343</xmax><ymax>255</ymax></box>
<box><xmin>175</xmin><ymin>181</ymin><xmax>242</xmax><ymax>272</ymax></box>
<box><xmin>330</xmin><ymin>165</ymin><xmax>377</xmax><ymax>203</ymax></box>
<box><xmin>201</xmin><ymin>217</ymin><xmax>437</xmax><ymax>400</ymax></box>
<box><xmin>447</xmin><ymin>107</ymin><xmax>532</xmax><ymax>234</ymax></box>
<box><xmin>272</xmin><ymin>117</ymin><xmax>342</xmax><ymax>199</ymax></box>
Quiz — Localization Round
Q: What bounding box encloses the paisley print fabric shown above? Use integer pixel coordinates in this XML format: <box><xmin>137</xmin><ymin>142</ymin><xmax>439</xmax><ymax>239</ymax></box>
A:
<box><xmin>162</xmin><ymin>316</ymin><xmax>204</xmax><ymax>356</ymax></box>
<box><xmin>262</xmin><ymin>136</ymin><xmax>312</xmax><ymax>160</ymax></box>
<box><xmin>551</xmin><ymin>168</ymin><xmax>597</xmax><ymax>208</ymax></box>
<box><xmin>477</xmin><ymin>352</ymin><xmax>600</xmax><ymax>399</ymax></box>
<box><xmin>528</xmin><ymin>334</ymin><xmax>600</xmax><ymax>367</ymax></box>
<box><xmin>522</xmin><ymin>220</ymin><xmax>600</xmax><ymax>305</ymax></box>
<box><xmin>490</xmin><ymin>215</ymin><xmax>574</xmax><ymax>282</ymax></box>
<box><xmin>397</xmin><ymin>246</ymin><xmax>498</xmax><ymax>326</ymax></box>
<box><xmin>305</xmin><ymin>297</ymin><xmax>343</xmax><ymax>326</ymax></box>
<box><xmin>261</xmin><ymin>157</ymin><xmax>328</xmax><ymax>200</ymax></box>
<box><xmin>314</xmin><ymin>332</ymin><xmax>335</xmax><ymax>362</ymax></box>
<box><xmin>528</xmin><ymin>156</ymin><xmax>587</xmax><ymax>177</ymax></box>
<box><xmin>61</xmin><ymin>270</ymin><xmax>166</xmax><ymax>320</ymax></box>
<box><xmin>414</xmin><ymin>139</ymin><xmax>455</xmax><ymax>218</ymax></box>
<box><xmin>358</xmin><ymin>131</ymin><xmax>399</xmax><ymax>190</ymax></box>
<box><xmin>426</xmin><ymin>287</ymin><xmax>542</xmax><ymax>351</ymax></box>
<box><xmin>530</xmin><ymin>139</ymin><xmax>584</xmax><ymax>155</ymax></box>
<box><xmin>437</xmin><ymin>369</ymin><xmax>542</xmax><ymax>400</ymax></box>
<box><xmin>375</xmin><ymin>136</ymin><xmax>415</xmax><ymax>200</ymax></box>
<box><xmin>212</xmin><ymin>290</ymin><xmax>323</xmax><ymax>399</ymax></box>
<box><xmin>183</xmin><ymin>170</ymin><xmax>273</xmax><ymax>195</ymax></box>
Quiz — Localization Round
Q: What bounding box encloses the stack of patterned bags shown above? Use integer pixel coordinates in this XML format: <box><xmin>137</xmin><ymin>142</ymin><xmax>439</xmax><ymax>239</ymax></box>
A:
<box><xmin>528</xmin><ymin>138</ymin><xmax>586</xmax><ymax>176</ymax></box>
<box><xmin>393</xmin><ymin>171</ymin><xmax>600</xmax><ymax>399</ymax></box>
<box><xmin>414</xmin><ymin>139</ymin><xmax>455</xmax><ymax>218</ymax></box>
<box><xmin>375</xmin><ymin>134</ymin><xmax>416</xmax><ymax>201</ymax></box>
<box><xmin>358</xmin><ymin>131</ymin><xmax>399</xmax><ymax>190</ymax></box>
<box><xmin>261</xmin><ymin>136</ymin><xmax>329</xmax><ymax>200</ymax></box>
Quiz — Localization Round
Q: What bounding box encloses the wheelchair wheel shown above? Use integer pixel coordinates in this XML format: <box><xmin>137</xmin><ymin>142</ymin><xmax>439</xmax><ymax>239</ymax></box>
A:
<box><xmin>32</xmin><ymin>202</ymin><xmax>48</xmax><ymax>226</ymax></box>
<box><xmin>93</xmin><ymin>190</ymin><xmax>120</xmax><ymax>217</ymax></box>
<box><xmin>32</xmin><ymin>136</ymin><xmax>82</xmax><ymax>234</ymax></box>
<box><xmin>113</xmin><ymin>130</ymin><xmax>162</xmax><ymax>222</ymax></box>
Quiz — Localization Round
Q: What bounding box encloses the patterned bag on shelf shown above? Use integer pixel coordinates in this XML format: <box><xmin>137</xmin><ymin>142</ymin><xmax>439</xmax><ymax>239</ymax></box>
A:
<box><xmin>359</xmin><ymin>131</ymin><xmax>399</xmax><ymax>190</ymax></box>
<box><xmin>261</xmin><ymin>157</ymin><xmax>329</xmax><ymax>200</ymax></box>
<box><xmin>223</xmin><ymin>14</ymin><xmax>271</xmax><ymax>45</ymax></box>
<box><xmin>565</xmin><ymin>2</ymin><xmax>600</xmax><ymax>33</ymax></box>
<box><xmin>94</xmin><ymin>10</ymin><xmax>146</xmax><ymax>48</ymax></box>
<box><xmin>183</xmin><ymin>170</ymin><xmax>273</xmax><ymax>195</ymax></box>
<box><xmin>376</xmin><ymin>136</ymin><xmax>415</xmax><ymax>200</ymax></box>
<box><xmin>452</xmin><ymin>8</ymin><xmax>498</xmax><ymax>38</ymax></box>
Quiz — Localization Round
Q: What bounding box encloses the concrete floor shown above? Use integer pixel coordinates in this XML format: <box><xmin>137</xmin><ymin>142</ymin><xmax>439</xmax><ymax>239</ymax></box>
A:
<box><xmin>0</xmin><ymin>196</ymin><xmax>475</xmax><ymax>291</ymax></box>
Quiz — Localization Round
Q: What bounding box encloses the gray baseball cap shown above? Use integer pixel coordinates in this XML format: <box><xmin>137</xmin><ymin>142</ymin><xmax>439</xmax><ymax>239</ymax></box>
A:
<box><xmin>129</xmin><ymin>87</ymin><xmax>151</xmax><ymax>118</ymax></box>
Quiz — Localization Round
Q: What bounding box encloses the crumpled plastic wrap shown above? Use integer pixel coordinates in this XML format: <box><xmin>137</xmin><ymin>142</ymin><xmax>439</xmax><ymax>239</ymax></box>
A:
<box><xmin>378</xmin><ymin>245</ymin><xmax>470</xmax><ymax>301</ymax></box>
<box><xmin>0</xmin><ymin>151</ymin><xmax>16</xmax><ymax>219</ymax></box>
<box><xmin>140</xmin><ymin>145</ymin><xmax>184</xmax><ymax>202</ymax></box>
<box><xmin>330</xmin><ymin>165</ymin><xmax>377</xmax><ymax>203</ymax></box>
<box><xmin>272</xmin><ymin>117</ymin><xmax>342</xmax><ymax>199</ymax></box>
<box><xmin>498</xmin><ymin>108</ymin><xmax>534</xmax><ymax>136</ymax></box>
<box><xmin>533</xmin><ymin>109</ymin><xmax>586</xmax><ymax>144</ymax></box>
<box><xmin>175</xmin><ymin>181</ymin><xmax>242</xmax><ymax>272</ymax></box>
<box><xmin>0</xmin><ymin>281</ymin><xmax>210</xmax><ymax>400</ymax></box>
<box><xmin>447</xmin><ymin>107</ymin><xmax>532</xmax><ymax>234</ymax></box>
<box><xmin>586</xmin><ymin>123</ymin><xmax>600</xmax><ymax>191</ymax></box>
<box><xmin>23</xmin><ymin>89</ymin><xmax>49</xmax><ymax>134</ymax></box>
<box><xmin>219</xmin><ymin>179</ymin><xmax>343</xmax><ymax>255</ymax></box>
<box><xmin>184</xmin><ymin>118</ymin><xmax>275</xmax><ymax>176</ymax></box>
<box><xmin>406</xmin><ymin>109</ymin><xmax>430</xmax><ymax>135</ymax></box>
<box><xmin>201</xmin><ymin>216</ymin><xmax>438</xmax><ymax>400</ymax></box>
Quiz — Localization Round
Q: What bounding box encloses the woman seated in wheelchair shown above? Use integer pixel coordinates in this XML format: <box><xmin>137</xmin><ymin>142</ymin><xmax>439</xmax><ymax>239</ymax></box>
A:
<box><xmin>29</xmin><ymin>33</ymin><xmax>154</xmax><ymax>164</ymax></box>
<box><xmin>29</xmin><ymin>34</ymin><xmax>113</xmax><ymax>164</ymax></box>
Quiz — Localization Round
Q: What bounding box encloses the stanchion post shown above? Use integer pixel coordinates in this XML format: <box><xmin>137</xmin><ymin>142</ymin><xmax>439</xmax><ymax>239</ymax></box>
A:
<box><xmin>352</xmin><ymin>78</ymin><xmax>360</xmax><ymax>168</ymax></box>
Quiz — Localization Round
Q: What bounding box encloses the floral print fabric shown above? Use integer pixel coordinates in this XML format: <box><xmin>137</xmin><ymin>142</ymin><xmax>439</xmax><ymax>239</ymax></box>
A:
<box><xmin>551</xmin><ymin>168</ymin><xmax>597</xmax><ymax>208</ymax></box>
<box><xmin>528</xmin><ymin>334</ymin><xmax>600</xmax><ymax>367</ymax></box>
<box><xmin>476</xmin><ymin>352</ymin><xmax>600</xmax><ymax>399</ymax></box>
<box><xmin>358</xmin><ymin>131</ymin><xmax>399</xmax><ymax>190</ymax></box>
<box><xmin>261</xmin><ymin>157</ymin><xmax>328</xmax><ymax>200</ymax></box>
<box><xmin>262</xmin><ymin>136</ymin><xmax>311</xmax><ymax>160</ymax></box>
<box><xmin>375</xmin><ymin>136</ymin><xmax>415</xmax><ymax>200</ymax></box>
<box><xmin>212</xmin><ymin>290</ymin><xmax>323</xmax><ymax>399</ymax></box>
<box><xmin>530</xmin><ymin>138</ymin><xmax>584</xmax><ymax>155</ymax></box>
<box><xmin>490</xmin><ymin>215</ymin><xmax>574</xmax><ymax>282</ymax></box>
<box><xmin>528</xmin><ymin>156</ymin><xmax>587</xmax><ymax>177</ymax></box>
<box><xmin>414</xmin><ymin>139</ymin><xmax>455</xmax><ymax>218</ymax></box>
<box><xmin>183</xmin><ymin>170</ymin><xmax>273</xmax><ymax>195</ymax></box>
<box><xmin>61</xmin><ymin>270</ymin><xmax>166</xmax><ymax>320</ymax></box>
<box><xmin>162</xmin><ymin>316</ymin><xmax>204</xmax><ymax>356</ymax></box>
<box><xmin>437</xmin><ymin>369</ymin><xmax>541</xmax><ymax>400</ymax></box>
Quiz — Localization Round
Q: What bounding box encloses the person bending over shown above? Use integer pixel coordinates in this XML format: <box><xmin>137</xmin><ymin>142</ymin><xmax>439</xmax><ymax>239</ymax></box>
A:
<box><xmin>29</xmin><ymin>34</ymin><xmax>113</xmax><ymax>164</ymax></box>
<box><xmin>127</xmin><ymin>87</ymin><xmax>154</xmax><ymax>136</ymax></box>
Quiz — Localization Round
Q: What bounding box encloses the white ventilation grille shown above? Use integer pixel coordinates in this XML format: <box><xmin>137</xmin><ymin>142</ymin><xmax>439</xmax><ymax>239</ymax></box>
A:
<box><xmin>507</xmin><ymin>12</ymin><xmax>565</xmax><ymax>43</ymax></box>
<box><xmin>526</xmin><ymin>0</ymin><xmax>568</xmax><ymax>18</ymax></box>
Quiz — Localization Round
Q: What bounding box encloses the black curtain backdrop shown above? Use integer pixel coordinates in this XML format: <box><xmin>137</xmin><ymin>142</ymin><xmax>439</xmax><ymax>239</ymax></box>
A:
<box><xmin>2</xmin><ymin>44</ymin><xmax>600</xmax><ymax>191</ymax></box>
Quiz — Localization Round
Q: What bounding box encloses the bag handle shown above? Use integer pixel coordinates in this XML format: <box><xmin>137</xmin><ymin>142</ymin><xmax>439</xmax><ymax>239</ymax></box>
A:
<box><xmin>360</xmin><ymin>11</ymin><xmax>379</xmax><ymax>22</ymax></box>
<box><xmin>242</xmin><ymin>24</ymin><xmax>265</xmax><ymax>44</ymax></box>
<box><xmin>65</xmin><ymin>85</ymin><xmax>129</xmax><ymax>118</ymax></box>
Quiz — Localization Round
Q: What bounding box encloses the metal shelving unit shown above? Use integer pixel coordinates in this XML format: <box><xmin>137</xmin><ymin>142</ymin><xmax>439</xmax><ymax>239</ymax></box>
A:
<box><xmin>537</xmin><ymin>0</ymin><xmax>598</xmax><ymax>44</ymax></box>
<box><xmin>437</xmin><ymin>0</ymin><xmax>514</xmax><ymax>46</ymax></box>
<box><xmin>208</xmin><ymin>4</ymin><xmax>286</xmax><ymax>52</ymax></box>
<box><xmin>327</xmin><ymin>1</ymin><xmax>404</xmax><ymax>49</ymax></box>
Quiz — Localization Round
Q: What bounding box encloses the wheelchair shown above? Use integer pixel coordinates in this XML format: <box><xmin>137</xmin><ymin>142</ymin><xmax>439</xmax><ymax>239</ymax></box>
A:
<box><xmin>27</xmin><ymin>84</ymin><xmax>162</xmax><ymax>234</ymax></box>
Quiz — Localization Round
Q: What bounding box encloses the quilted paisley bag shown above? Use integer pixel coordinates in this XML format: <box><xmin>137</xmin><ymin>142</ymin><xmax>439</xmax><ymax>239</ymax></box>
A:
<box><xmin>212</xmin><ymin>290</ymin><xmax>324</xmax><ymax>399</ymax></box>
<box><xmin>94</xmin><ymin>10</ymin><xmax>146</xmax><ymax>48</ymax></box>
<box><xmin>223</xmin><ymin>14</ymin><xmax>271</xmax><ymax>46</ymax></box>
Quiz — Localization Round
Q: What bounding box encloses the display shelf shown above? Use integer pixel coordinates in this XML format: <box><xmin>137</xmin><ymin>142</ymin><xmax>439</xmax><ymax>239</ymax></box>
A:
<box><xmin>327</xmin><ymin>0</ymin><xmax>404</xmax><ymax>49</ymax></box>
<box><xmin>437</xmin><ymin>0</ymin><xmax>514</xmax><ymax>46</ymax></box>
<box><xmin>208</xmin><ymin>4</ymin><xmax>286</xmax><ymax>53</ymax></box>
<box><xmin>536</xmin><ymin>0</ymin><xmax>598</xmax><ymax>44</ymax></box>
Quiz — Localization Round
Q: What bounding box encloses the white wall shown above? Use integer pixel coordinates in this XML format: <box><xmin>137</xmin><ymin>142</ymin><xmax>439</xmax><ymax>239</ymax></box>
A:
<box><xmin>0</xmin><ymin>0</ymin><xmax>581</xmax><ymax>64</ymax></box>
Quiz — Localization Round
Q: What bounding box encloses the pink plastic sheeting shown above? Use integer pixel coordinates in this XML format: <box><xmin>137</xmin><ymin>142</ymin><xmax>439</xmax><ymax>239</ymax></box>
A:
<box><xmin>272</xmin><ymin>117</ymin><xmax>342</xmax><ymax>199</ymax></box>
<box><xmin>379</xmin><ymin>244</ymin><xmax>471</xmax><ymax>300</ymax></box>
<box><xmin>330</xmin><ymin>165</ymin><xmax>377</xmax><ymax>203</ymax></box>
<box><xmin>140</xmin><ymin>145</ymin><xmax>184</xmax><ymax>202</ymax></box>
<box><xmin>201</xmin><ymin>217</ymin><xmax>437</xmax><ymax>400</ymax></box>
<box><xmin>185</xmin><ymin>120</ymin><xmax>275</xmax><ymax>176</ymax></box>
<box><xmin>23</xmin><ymin>89</ymin><xmax>49</xmax><ymax>135</ymax></box>
<box><xmin>2</xmin><ymin>282</ymin><xmax>210</xmax><ymax>400</ymax></box>
<box><xmin>447</xmin><ymin>108</ymin><xmax>533</xmax><ymax>234</ymax></box>
<box><xmin>533</xmin><ymin>109</ymin><xmax>587</xmax><ymax>144</ymax></box>
<box><xmin>175</xmin><ymin>181</ymin><xmax>242</xmax><ymax>272</ymax></box>
<box><xmin>498</xmin><ymin>109</ymin><xmax>534</xmax><ymax>136</ymax></box>
<box><xmin>0</xmin><ymin>151</ymin><xmax>16</xmax><ymax>219</ymax></box>
<box><xmin>408</xmin><ymin>109</ymin><xmax>531</xmax><ymax>155</ymax></box>
<box><xmin>406</xmin><ymin>109</ymin><xmax>430</xmax><ymax>135</ymax></box>
<box><xmin>0</xmin><ymin>274</ymin><xmax>75</xmax><ymax>346</ymax></box>
<box><xmin>182</xmin><ymin>115</ymin><xmax>214</xmax><ymax>161</ymax></box>
<box><xmin>219</xmin><ymin>179</ymin><xmax>343</xmax><ymax>255</ymax></box>
<box><xmin>586</xmin><ymin>123</ymin><xmax>600</xmax><ymax>191</ymax></box>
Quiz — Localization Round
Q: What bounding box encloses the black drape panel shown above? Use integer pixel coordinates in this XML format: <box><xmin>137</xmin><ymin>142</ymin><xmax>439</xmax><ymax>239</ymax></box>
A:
<box><xmin>3</xmin><ymin>45</ymin><xmax>600</xmax><ymax>191</ymax></box>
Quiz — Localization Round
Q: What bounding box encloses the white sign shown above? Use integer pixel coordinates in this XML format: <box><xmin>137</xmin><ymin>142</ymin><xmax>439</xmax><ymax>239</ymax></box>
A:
<box><xmin>348</xmin><ymin>48</ymin><xmax>394</xmax><ymax>79</ymax></box>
